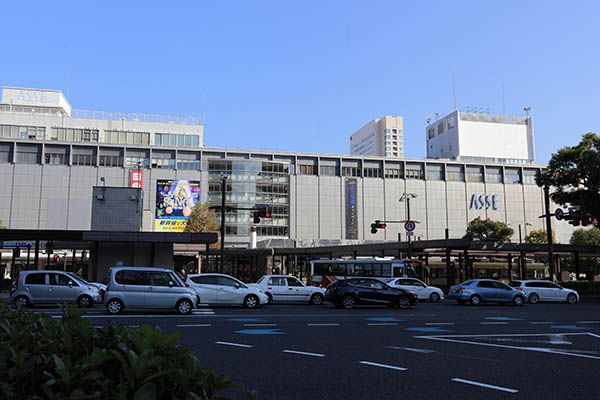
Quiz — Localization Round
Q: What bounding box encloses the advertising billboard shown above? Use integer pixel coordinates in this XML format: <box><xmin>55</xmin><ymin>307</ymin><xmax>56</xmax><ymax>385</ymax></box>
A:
<box><xmin>155</xmin><ymin>180</ymin><xmax>200</xmax><ymax>232</ymax></box>
<box><xmin>345</xmin><ymin>178</ymin><xmax>358</xmax><ymax>239</ymax></box>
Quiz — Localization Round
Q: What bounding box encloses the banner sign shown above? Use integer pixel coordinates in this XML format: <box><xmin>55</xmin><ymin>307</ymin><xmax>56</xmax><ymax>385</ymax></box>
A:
<box><xmin>345</xmin><ymin>178</ymin><xmax>358</xmax><ymax>239</ymax></box>
<box><xmin>155</xmin><ymin>180</ymin><xmax>200</xmax><ymax>232</ymax></box>
<box><xmin>130</xmin><ymin>170</ymin><xmax>143</xmax><ymax>188</ymax></box>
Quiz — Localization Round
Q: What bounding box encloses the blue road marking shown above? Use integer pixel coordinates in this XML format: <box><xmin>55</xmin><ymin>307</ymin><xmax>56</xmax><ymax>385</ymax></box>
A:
<box><xmin>405</xmin><ymin>327</ymin><xmax>453</xmax><ymax>333</ymax></box>
<box><xmin>230</xmin><ymin>318</ymin><xmax>266</xmax><ymax>322</ymax></box>
<box><xmin>367</xmin><ymin>317</ymin><xmax>406</xmax><ymax>322</ymax></box>
<box><xmin>235</xmin><ymin>329</ymin><xmax>286</xmax><ymax>335</ymax></box>
<box><xmin>550</xmin><ymin>325</ymin><xmax>588</xmax><ymax>330</ymax></box>
<box><xmin>485</xmin><ymin>317</ymin><xmax>521</xmax><ymax>321</ymax></box>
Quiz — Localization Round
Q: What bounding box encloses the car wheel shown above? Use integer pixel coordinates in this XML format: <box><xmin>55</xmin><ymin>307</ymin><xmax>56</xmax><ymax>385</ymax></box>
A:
<box><xmin>528</xmin><ymin>293</ymin><xmax>540</xmax><ymax>304</ymax></box>
<box><xmin>513</xmin><ymin>295</ymin><xmax>524</xmax><ymax>306</ymax></box>
<box><xmin>470</xmin><ymin>295</ymin><xmax>481</xmax><ymax>306</ymax></box>
<box><xmin>265</xmin><ymin>292</ymin><xmax>273</xmax><ymax>304</ymax></box>
<box><xmin>342</xmin><ymin>295</ymin><xmax>355</xmax><ymax>309</ymax></box>
<box><xmin>310</xmin><ymin>293</ymin><xmax>324</xmax><ymax>305</ymax></box>
<box><xmin>106</xmin><ymin>299</ymin><xmax>123</xmax><ymax>314</ymax></box>
<box><xmin>397</xmin><ymin>296</ymin><xmax>411</xmax><ymax>309</ymax></box>
<box><xmin>244</xmin><ymin>295</ymin><xmax>259</xmax><ymax>309</ymax></box>
<box><xmin>77</xmin><ymin>295</ymin><xmax>92</xmax><ymax>308</ymax></box>
<box><xmin>429</xmin><ymin>292</ymin><xmax>440</xmax><ymax>303</ymax></box>
<box><xmin>177</xmin><ymin>299</ymin><xmax>193</xmax><ymax>314</ymax></box>
<box><xmin>567</xmin><ymin>293</ymin><xmax>578</xmax><ymax>304</ymax></box>
<box><xmin>14</xmin><ymin>295</ymin><xmax>30</xmax><ymax>307</ymax></box>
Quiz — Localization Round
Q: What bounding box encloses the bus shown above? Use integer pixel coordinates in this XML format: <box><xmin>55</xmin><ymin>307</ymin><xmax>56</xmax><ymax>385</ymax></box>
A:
<box><xmin>309</xmin><ymin>258</ymin><xmax>424</xmax><ymax>288</ymax></box>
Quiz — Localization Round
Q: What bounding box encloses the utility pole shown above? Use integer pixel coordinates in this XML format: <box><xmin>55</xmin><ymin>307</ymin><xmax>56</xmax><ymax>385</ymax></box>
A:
<box><xmin>219</xmin><ymin>174</ymin><xmax>227</xmax><ymax>274</ymax></box>
<box><xmin>543</xmin><ymin>186</ymin><xmax>555</xmax><ymax>281</ymax></box>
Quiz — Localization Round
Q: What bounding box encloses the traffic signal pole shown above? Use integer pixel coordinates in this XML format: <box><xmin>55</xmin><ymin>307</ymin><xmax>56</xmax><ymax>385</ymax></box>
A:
<box><xmin>543</xmin><ymin>186</ymin><xmax>556</xmax><ymax>282</ymax></box>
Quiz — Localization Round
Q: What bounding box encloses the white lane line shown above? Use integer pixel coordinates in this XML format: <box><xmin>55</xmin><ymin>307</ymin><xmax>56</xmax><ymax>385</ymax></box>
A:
<box><xmin>368</xmin><ymin>323</ymin><xmax>399</xmax><ymax>326</ymax></box>
<box><xmin>243</xmin><ymin>323</ymin><xmax>277</xmax><ymax>327</ymax></box>
<box><xmin>283</xmin><ymin>349</ymin><xmax>325</xmax><ymax>357</ymax></box>
<box><xmin>587</xmin><ymin>333</ymin><xmax>600</xmax><ymax>339</ymax></box>
<box><xmin>176</xmin><ymin>324</ymin><xmax>212</xmax><ymax>327</ymax></box>
<box><xmin>216</xmin><ymin>341</ymin><xmax>252</xmax><ymax>348</ymax></box>
<box><xmin>128</xmin><ymin>325</ymin><xmax>140</xmax><ymax>328</ymax></box>
<box><xmin>577</xmin><ymin>321</ymin><xmax>600</xmax><ymax>324</ymax></box>
<box><xmin>426</xmin><ymin>322</ymin><xmax>455</xmax><ymax>326</ymax></box>
<box><xmin>452</xmin><ymin>378</ymin><xmax>518</xmax><ymax>393</ymax></box>
<box><xmin>307</xmin><ymin>323</ymin><xmax>340</xmax><ymax>326</ymax></box>
<box><xmin>480</xmin><ymin>322</ymin><xmax>508</xmax><ymax>325</ymax></box>
<box><xmin>359</xmin><ymin>361</ymin><xmax>407</xmax><ymax>371</ymax></box>
<box><xmin>530</xmin><ymin>322</ymin><xmax>556</xmax><ymax>324</ymax></box>
<box><xmin>387</xmin><ymin>346</ymin><xmax>435</xmax><ymax>354</ymax></box>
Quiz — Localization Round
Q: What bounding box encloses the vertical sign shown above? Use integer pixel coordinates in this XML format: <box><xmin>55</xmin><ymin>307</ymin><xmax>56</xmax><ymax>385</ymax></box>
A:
<box><xmin>345</xmin><ymin>178</ymin><xmax>358</xmax><ymax>239</ymax></box>
<box><xmin>130</xmin><ymin>170</ymin><xmax>143</xmax><ymax>188</ymax></box>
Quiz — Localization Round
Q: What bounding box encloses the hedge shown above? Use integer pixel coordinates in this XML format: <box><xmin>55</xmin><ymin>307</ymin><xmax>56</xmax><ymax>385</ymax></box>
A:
<box><xmin>0</xmin><ymin>304</ymin><xmax>257</xmax><ymax>399</ymax></box>
<box><xmin>559</xmin><ymin>281</ymin><xmax>600</xmax><ymax>296</ymax></box>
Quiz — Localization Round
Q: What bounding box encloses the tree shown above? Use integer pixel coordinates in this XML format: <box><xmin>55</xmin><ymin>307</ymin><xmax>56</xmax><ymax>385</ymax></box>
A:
<box><xmin>524</xmin><ymin>229</ymin><xmax>555</xmax><ymax>244</ymax></box>
<box><xmin>536</xmin><ymin>133</ymin><xmax>600</xmax><ymax>228</ymax></box>
<box><xmin>569</xmin><ymin>227</ymin><xmax>600</xmax><ymax>279</ymax></box>
<box><xmin>184</xmin><ymin>202</ymin><xmax>220</xmax><ymax>248</ymax></box>
<box><xmin>465</xmin><ymin>218</ymin><xmax>514</xmax><ymax>242</ymax></box>
<box><xmin>0</xmin><ymin>219</ymin><xmax>6</xmax><ymax>229</ymax></box>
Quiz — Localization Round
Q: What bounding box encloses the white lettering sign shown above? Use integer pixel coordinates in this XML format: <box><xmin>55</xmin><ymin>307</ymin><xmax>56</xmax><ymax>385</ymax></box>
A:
<box><xmin>469</xmin><ymin>193</ymin><xmax>499</xmax><ymax>210</ymax></box>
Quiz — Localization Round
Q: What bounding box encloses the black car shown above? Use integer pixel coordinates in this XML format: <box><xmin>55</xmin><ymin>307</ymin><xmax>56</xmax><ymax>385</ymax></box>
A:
<box><xmin>325</xmin><ymin>278</ymin><xmax>417</xmax><ymax>309</ymax></box>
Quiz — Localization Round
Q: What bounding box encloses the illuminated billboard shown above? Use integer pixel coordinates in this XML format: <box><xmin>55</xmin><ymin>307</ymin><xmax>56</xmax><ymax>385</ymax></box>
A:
<box><xmin>155</xmin><ymin>180</ymin><xmax>200</xmax><ymax>232</ymax></box>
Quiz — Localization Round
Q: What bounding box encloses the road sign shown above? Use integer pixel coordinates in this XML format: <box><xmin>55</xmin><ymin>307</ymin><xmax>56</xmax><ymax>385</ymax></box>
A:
<box><xmin>404</xmin><ymin>220</ymin><xmax>416</xmax><ymax>232</ymax></box>
<box><xmin>555</xmin><ymin>208</ymin><xmax>564</xmax><ymax>220</ymax></box>
<box><xmin>406</xmin><ymin>232</ymin><xmax>414</xmax><ymax>237</ymax></box>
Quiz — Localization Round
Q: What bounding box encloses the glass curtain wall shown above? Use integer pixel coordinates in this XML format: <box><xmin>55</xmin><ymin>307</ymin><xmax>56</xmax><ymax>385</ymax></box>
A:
<box><xmin>207</xmin><ymin>160</ymin><xmax>290</xmax><ymax>237</ymax></box>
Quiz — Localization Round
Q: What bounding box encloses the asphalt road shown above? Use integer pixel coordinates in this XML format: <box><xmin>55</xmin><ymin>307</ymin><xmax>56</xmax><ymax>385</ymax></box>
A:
<box><xmin>35</xmin><ymin>300</ymin><xmax>600</xmax><ymax>400</ymax></box>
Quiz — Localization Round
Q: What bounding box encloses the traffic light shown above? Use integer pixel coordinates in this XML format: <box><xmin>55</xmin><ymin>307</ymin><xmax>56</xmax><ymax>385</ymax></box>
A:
<box><xmin>370</xmin><ymin>220</ymin><xmax>386</xmax><ymax>234</ymax></box>
<box><xmin>557</xmin><ymin>206</ymin><xmax>594</xmax><ymax>227</ymax></box>
<box><xmin>13</xmin><ymin>247</ymin><xmax>20</xmax><ymax>258</ymax></box>
<box><xmin>252</xmin><ymin>207</ymin><xmax>271</xmax><ymax>223</ymax></box>
<box><xmin>53</xmin><ymin>254</ymin><xmax>59</xmax><ymax>262</ymax></box>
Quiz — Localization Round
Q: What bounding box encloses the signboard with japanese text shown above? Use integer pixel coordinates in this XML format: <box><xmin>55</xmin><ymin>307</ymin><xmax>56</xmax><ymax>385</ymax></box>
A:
<box><xmin>345</xmin><ymin>178</ymin><xmax>358</xmax><ymax>239</ymax></box>
<box><xmin>155</xmin><ymin>180</ymin><xmax>200</xmax><ymax>232</ymax></box>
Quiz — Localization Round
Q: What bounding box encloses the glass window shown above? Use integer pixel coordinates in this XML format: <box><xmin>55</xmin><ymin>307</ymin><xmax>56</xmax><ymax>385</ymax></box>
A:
<box><xmin>49</xmin><ymin>273</ymin><xmax>75</xmax><ymax>286</ymax></box>
<box><xmin>185</xmin><ymin>135</ymin><xmax>192</xmax><ymax>147</ymax></box>
<box><xmin>192</xmin><ymin>136</ymin><xmax>199</xmax><ymax>147</ymax></box>
<box><xmin>505</xmin><ymin>168</ymin><xmax>521</xmax><ymax>184</ymax></box>
<box><xmin>217</xmin><ymin>277</ymin><xmax>238</xmax><ymax>287</ymax></box>
<box><xmin>320</xmin><ymin>165</ymin><xmax>337</xmax><ymax>176</ymax></box>
<box><xmin>485</xmin><ymin>167</ymin><xmax>503</xmax><ymax>183</ymax></box>
<box><xmin>466</xmin><ymin>166</ymin><xmax>483</xmax><ymax>182</ymax></box>
<box><xmin>268</xmin><ymin>277</ymin><xmax>286</xmax><ymax>286</ymax></box>
<box><xmin>117</xmin><ymin>270</ymin><xmax>148</xmax><ymax>285</ymax></box>
<box><xmin>191</xmin><ymin>276</ymin><xmax>218</xmax><ymax>285</ymax></box>
<box><xmin>0</xmin><ymin>151</ymin><xmax>10</xmax><ymax>163</ymax></box>
<box><xmin>147</xmin><ymin>271</ymin><xmax>171</xmax><ymax>286</ymax></box>
<box><xmin>299</xmin><ymin>165</ymin><xmax>316</xmax><ymax>175</ymax></box>
<box><xmin>477</xmin><ymin>281</ymin><xmax>494</xmax><ymax>288</ymax></box>
<box><xmin>286</xmin><ymin>277</ymin><xmax>303</xmax><ymax>287</ymax></box>
<box><xmin>25</xmin><ymin>273</ymin><xmax>46</xmax><ymax>285</ymax></box>
<box><xmin>45</xmin><ymin>153</ymin><xmax>65</xmax><ymax>165</ymax></box>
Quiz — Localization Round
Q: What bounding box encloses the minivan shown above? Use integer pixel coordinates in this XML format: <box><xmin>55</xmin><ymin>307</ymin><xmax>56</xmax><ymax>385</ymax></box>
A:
<box><xmin>10</xmin><ymin>270</ymin><xmax>102</xmax><ymax>308</ymax></box>
<box><xmin>104</xmin><ymin>267</ymin><xmax>199</xmax><ymax>314</ymax></box>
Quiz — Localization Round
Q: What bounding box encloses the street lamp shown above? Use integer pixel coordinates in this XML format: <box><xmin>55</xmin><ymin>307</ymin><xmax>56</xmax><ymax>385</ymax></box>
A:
<box><xmin>399</xmin><ymin>193</ymin><xmax>417</xmax><ymax>230</ymax></box>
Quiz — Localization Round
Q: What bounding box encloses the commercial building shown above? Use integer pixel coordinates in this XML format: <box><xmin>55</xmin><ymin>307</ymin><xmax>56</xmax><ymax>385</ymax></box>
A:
<box><xmin>350</xmin><ymin>116</ymin><xmax>404</xmax><ymax>158</ymax></box>
<box><xmin>0</xmin><ymin>87</ymin><xmax>576</xmax><ymax>248</ymax></box>
<box><xmin>426</xmin><ymin>111</ymin><xmax>535</xmax><ymax>164</ymax></box>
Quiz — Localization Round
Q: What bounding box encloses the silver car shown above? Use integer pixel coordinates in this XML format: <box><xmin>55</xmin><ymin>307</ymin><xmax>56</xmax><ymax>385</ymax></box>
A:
<box><xmin>10</xmin><ymin>270</ymin><xmax>102</xmax><ymax>308</ymax></box>
<box><xmin>509</xmin><ymin>280</ymin><xmax>580</xmax><ymax>304</ymax></box>
<box><xmin>104</xmin><ymin>266</ymin><xmax>199</xmax><ymax>314</ymax></box>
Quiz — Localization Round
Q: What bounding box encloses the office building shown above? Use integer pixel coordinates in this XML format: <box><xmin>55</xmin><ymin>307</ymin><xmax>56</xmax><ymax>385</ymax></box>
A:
<box><xmin>350</xmin><ymin>116</ymin><xmax>404</xmax><ymax>158</ymax></box>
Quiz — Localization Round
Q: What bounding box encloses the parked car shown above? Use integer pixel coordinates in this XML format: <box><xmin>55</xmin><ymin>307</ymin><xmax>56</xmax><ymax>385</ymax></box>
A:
<box><xmin>324</xmin><ymin>278</ymin><xmax>417</xmax><ymax>309</ymax></box>
<box><xmin>186</xmin><ymin>273</ymin><xmax>268</xmax><ymax>308</ymax></box>
<box><xmin>104</xmin><ymin>267</ymin><xmax>199</xmax><ymax>314</ymax></box>
<box><xmin>10</xmin><ymin>270</ymin><xmax>102</xmax><ymax>308</ymax></box>
<box><xmin>448</xmin><ymin>279</ymin><xmax>526</xmax><ymax>306</ymax></box>
<box><xmin>386</xmin><ymin>277</ymin><xmax>444</xmax><ymax>302</ymax></box>
<box><xmin>509</xmin><ymin>280</ymin><xmax>580</xmax><ymax>304</ymax></box>
<box><xmin>249</xmin><ymin>275</ymin><xmax>326</xmax><ymax>305</ymax></box>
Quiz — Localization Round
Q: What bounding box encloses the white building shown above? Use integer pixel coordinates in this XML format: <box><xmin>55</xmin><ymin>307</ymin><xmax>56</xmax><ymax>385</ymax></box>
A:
<box><xmin>426</xmin><ymin>111</ymin><xmax>535</xmax><ymax>164</ymax></box>
<box><xmin>350</xmin><ymin>116</ymin><xmax>404</xmax><ymax>158</ymax></box>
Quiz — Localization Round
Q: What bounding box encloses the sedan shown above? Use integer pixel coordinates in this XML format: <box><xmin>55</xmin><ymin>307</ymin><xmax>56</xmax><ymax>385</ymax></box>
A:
<box><xmin>509</xmin><ymin>280</ymin><xmax>579</xmax><ymax>304</ymax></box>
<box><xmin>248</xmin><ymin>275</ymin><xmax>326</xmax><ymax>305</ymax></box>
<box><xmin>386</xmin><ymin>277</ymin><xmax>444</xmax><ymax>302</ymax></box>
<box><xmin>448</xmin><ymin>279</ymin><xmax>526</xmax><ymax>306</ymax></box>
<box><xmin>187</xmin><ymin>273</ymin><xmax>269</xmax><ymax>308</ymax></box>
<box><xmin>325</xmin><ymin>278</ymin><xmax>417</xmax><ymax>309</ymax></box>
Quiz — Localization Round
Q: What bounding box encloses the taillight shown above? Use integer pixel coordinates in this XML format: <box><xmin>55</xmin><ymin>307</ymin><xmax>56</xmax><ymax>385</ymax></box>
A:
<box><xmin>459</xmin><ymin>288</ymin><xmax>465</xmax><ymax>292</ymax></box>
<box><xmin>184</xmin><ymin>282</ymin><xmax>189</xmax><ymax>287</ymax></box>
<box><xmin>11</xmin><ymin>273</ymin><xmax>19</xmax><ymax>291</ymax></box>
<box><xmin>516</xmin><ymin>287</ymin><xmax>523</xmax><ymax>291</ymax></box>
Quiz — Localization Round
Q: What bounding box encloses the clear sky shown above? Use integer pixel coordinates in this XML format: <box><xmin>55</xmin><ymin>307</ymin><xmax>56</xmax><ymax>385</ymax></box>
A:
<box><xmin>2</xmin><ymin>0</ymin><xmax>599</xmax><ymax>164</ymax></box>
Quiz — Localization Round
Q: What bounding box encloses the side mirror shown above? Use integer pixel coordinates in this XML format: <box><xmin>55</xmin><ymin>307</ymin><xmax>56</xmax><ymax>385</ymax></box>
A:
<box><xmin>168</xmin><ymin>281</ymin><xmax>174</xmax><ymax>287</ymax></box>
<box><xmin>68</xmin><ymin>281</ymin><xmax>73</xmax><ymax>287</ymax></box>
<box><xmin>234</xmin><ymin>282</ymin><xmax>241</xmax><ymax>289</ymax></box>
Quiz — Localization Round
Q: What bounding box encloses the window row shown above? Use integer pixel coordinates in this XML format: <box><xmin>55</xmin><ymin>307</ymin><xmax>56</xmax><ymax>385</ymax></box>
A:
<box><xmin>51</xmin><ymin>127</ymin><xmax>99</xmax><ymax>142</ymax></box>
<box><xmin>0</xmin><ymin>124</ymin><xmax>45</xmax><ymax>140</ymax></box>
<box><xmin>154</xmin><ymin>133</ymin><xmax>200</xmax><ymax>148</ymax></box>
<box><xmin>103</xmin><ymin>130</ymin><xmax>150</xmax><ymax>145</ymax></box>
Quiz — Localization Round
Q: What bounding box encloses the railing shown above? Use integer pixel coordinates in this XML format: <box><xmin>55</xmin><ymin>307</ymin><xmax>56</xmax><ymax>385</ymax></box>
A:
<box><xmin>71</xmin><ymin>110</ymin><xmax>201</xmax><ymax>125</ymax></box>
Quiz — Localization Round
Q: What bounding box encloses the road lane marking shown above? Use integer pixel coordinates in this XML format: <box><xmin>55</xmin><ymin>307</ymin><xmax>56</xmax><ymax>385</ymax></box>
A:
<box><xmin>587</xmin><ymin>333</ymin><xmax>600</xmax><ymax>339</ymax></box>
<box><xmin>387</xmin><ymin>346</ymin><xmax>435</xmax><ymax>354</ymax></box>
<box><xmin>283</xmin><ymin>350</ymin><xmax>325</xmax><ymax>357</ymax></box>
<box><xmin>452</xmin><ymin>378</ymin><xmax>518</xmax><ymax>393</ymax></box>
<box><xmin>216</xmin><ymin>341</ymin><xmax>252</xmax><ymax>348</ymax></box>
<box><xmin>128</xmin><ymin>325</ymin><xmax>139</xmax><ymax>328</ymax></box>
<box><xmin>307</xmin><ymin>323</ymin><xmax>340</xmax><ymax>326</ymax></box>
<box><xmin>176</xmin><ymin>324</ymin><xmax>212</xmax><ymax>327</ymax></box>
<box><xmin>368</xmin><ymin>323</ymin><xmax>399</xmax><ymax>326</ymax></box>
<box><xmin>359</xmin><ymin>361</ymin><xmax>407</xmax><ymax>371</ymax></box>
<box><xmin>530</xmin><ymin>322</ymin><xmax>556</xmax><ymax>324</ymax></box>
<box><xmin>426</xmin><ymin>322</ymin><xmax>454</xmax><ymax>326</ymax></box>
<box><xmin>243</xmin><ymin>323</ymin><xmax>277</xmax><ymax>327</ymax></box>
<box><xmin>577</xmin><ymin>321</ymin><xmax>600</xmax><ymax>324</ymax></box>
<box><xmin>480</xmin><ymin>322</ymin><xmax>508</xmax><ymax>325</ymax></box>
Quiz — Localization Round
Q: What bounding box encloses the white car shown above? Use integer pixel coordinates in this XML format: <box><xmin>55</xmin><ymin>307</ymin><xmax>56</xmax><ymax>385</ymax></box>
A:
<box><xmin>186</xmin><ymin>273</ymin><xmax>269</xmax><ymax>308</ymax></box>
<box><xmin>386</xmin><ymin>277</ymin><xmax>444</xmax><ymax>302</ymax></box>
<box><xmin>249</xmin><ymin>275</ymin><xmax>326</xmax><ymax>305</ymax></box>
<box><xmin>509</xmin><ymin>280</ymin><xmax>580</xmax><ymax>304</ymax></box>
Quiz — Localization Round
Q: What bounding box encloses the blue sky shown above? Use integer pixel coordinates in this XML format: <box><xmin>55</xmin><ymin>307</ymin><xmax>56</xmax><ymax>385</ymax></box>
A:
<box><xmin>2</xmin><ymin>1</ymin><xmax>599</xmax><ymax>163</ymax></box>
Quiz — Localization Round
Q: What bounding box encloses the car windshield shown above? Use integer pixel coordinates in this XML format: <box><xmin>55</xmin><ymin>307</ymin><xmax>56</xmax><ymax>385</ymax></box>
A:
<box><xmin>460</xmin><ymin>280</ymin><xmax>475</xmax><ymax>286</ymax></box>
<box><xmin>256</xmin><ymin>276</ymin><xmax>265</xmax><ymax>284</ymax></box>
<box><xmin>67</xmin><ymin>273</ymin><xmax>89</xmax><ymax>284</ymax></box>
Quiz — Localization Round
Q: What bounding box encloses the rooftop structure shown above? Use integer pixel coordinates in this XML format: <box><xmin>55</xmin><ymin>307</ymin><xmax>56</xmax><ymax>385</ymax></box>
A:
<box><xmin>350</xmin><ymin>116</ymin><xmax>404</xmax><ymax>158</ymax></box>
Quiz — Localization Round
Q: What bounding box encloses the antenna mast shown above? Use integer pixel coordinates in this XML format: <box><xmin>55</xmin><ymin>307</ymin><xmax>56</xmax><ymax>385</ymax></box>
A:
<box><xmin>452</xmin><ymin>72</ymin><xmax>457</xmax><ymax>111</ymax></box>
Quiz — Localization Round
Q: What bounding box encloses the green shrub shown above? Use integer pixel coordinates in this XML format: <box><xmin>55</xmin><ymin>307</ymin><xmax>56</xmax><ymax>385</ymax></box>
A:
<box><xmin>559</xmin><ymin>280</ymin><xmax>600</xmax><ymax>295</ymax></box>
<box><xmin>0</xmin><ymin>304</ymin><xmax>254</xmax><ymax>399</ymax></box>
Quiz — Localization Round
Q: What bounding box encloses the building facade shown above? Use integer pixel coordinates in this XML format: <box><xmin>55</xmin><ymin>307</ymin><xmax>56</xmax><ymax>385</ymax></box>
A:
<box><xmin>350</xmin><ymin>116</ymin><xmax>404</xmax><ymax>158</ymax></box>
<box><xmin>426</xmin><ymin>111</ymin><xmax>535</xmax><ymax>164</ymax></box>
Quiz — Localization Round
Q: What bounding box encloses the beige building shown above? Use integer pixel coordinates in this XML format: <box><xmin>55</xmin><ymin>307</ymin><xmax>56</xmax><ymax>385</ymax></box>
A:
<box><xmin>350</xmin><ymin>116</ymin><xmax>404</xmax><ymax>158</ymax></box>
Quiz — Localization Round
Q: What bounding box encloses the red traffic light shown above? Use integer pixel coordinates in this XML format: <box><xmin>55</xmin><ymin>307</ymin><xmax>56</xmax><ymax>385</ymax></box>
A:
<box><xmin>53</xmin><ymin>254</ymin><xmax>59</xmax><ymax>262</ymax></box>
<box><xmin>380</xmin><ymin>223</ymin><xmax>386</xmax><ymax>229</ymax></box>
<box><xmin>265</xmin><ymin>211</ymin><xmax>271</xmax><ymax>218</ymax></box>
